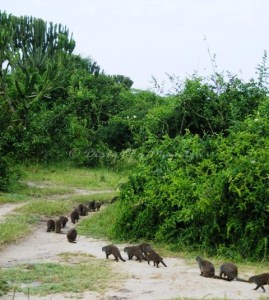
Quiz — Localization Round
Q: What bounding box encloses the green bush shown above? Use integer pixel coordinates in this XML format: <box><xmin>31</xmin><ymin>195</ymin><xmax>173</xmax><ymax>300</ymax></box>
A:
<box><xmin>112</xmin><ymin>110</ymin><xmax>269</xmax><ymax>260</ymax></box>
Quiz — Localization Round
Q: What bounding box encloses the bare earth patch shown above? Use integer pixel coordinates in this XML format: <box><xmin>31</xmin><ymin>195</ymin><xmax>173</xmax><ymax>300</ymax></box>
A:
<box><xmin>0</xmin><ymin>203</ymin><xmax>26</xmax><ymax>222</ymax></box>
<box><xmin>0</xmin><ymin>197</ymin><xmax>266</xmax><ymax>299</ymax></box>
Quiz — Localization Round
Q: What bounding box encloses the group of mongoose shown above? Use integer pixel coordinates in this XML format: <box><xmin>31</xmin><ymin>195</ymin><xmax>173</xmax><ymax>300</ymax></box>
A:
<box><xmin>102</xmin><ymin>242</ymin><xmax>167</xmax><ymax>268</ymax></box>
<box><xmin>46</xmin><ymin>200</ymin><xmax>103</xmax><ymax>243</ymax></box>
<box><xmin>101</xmin><ymin>246</ymin><xmax>269</xmax><ymax>292</ymax></box>
<box><xmin>196</xmin><ymin>255</ymin><xmax>269</xmax><ymax>293</ymax></box>
<box><xmin>47</xmin><ymin>202</ymin><xmax>269</xmax><ymax>293</ymax></box>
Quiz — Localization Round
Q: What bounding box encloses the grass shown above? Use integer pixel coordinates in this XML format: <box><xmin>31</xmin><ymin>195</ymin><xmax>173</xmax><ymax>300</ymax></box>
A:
<box><xmin>77</xmin><ymin>203</ymin><xmax>117</xmax><ymax>240</ymax></box>
<box><xmin>21</xmin><ymin>163</ymin><xmax>127</xmax><ymax>190</ymax></box>
<box><xmin>20</xmin><ymin>185</ymin><xmax>73</xmax><ymax>198</ymax></box>
<box><xmin>16</xmin><ymin>200</ymin><xmax>72</xmax><ymax>217</ymax></box>
<box><xmin>0</xmin><ymin>193</ymin><xmax>29</xmax><ymax>204</ymax></box>
<box><xmin>0</xmin><ymin>215</ymin><xmax>37</xmax><ymax>247</ymax></box>
<box><xmin>0</xmin><ymin>280</ymin><xmax>9</xmax><ymax>296</ymax></box>
<box><xmin>0</xmin><ymin>254</ymin><xmax>123</xmax><ymax>296</ymax></box>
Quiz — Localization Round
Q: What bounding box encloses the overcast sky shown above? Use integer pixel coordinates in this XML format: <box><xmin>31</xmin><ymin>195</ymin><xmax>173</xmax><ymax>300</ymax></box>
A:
<box><xmin>1</xmin><ymin>0</ymin><xmax>268</xmax><ymax>90</ymax></box>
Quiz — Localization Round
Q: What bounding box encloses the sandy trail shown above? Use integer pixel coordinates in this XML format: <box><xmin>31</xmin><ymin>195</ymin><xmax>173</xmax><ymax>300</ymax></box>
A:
<box><xmin>0</xmin><ymin>200</ymin><xmax>266</xmax><ymax>299</ymax></box>
<box><xmin>0</xmin><ymin>203</ymin><xmax>26</xmax><ymax>222</ymax></box>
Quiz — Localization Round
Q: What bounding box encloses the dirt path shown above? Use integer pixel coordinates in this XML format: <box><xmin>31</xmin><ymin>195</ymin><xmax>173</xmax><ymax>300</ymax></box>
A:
<box><xmin>0</xmin><ymin>203</ymin><xmax>26</xmax><ymax>222</ymax></box>
<box><xmin>0</xmin><ymin>199</ymin><xmax>267</xmax><ymax>299</ymax></box>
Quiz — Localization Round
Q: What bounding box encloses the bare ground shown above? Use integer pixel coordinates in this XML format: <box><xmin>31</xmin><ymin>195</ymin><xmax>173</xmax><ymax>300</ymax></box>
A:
<box><xmin>0</xmin><ymin>201</ymin><xmax>268</xmax><ymax>300</ymax></box>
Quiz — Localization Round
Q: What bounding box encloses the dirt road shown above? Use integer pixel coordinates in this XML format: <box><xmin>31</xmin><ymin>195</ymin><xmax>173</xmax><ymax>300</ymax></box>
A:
<box><xmin>0</xmin><ymin>203</ymin><xmax>267</xmax><ymax>300</ymax></box>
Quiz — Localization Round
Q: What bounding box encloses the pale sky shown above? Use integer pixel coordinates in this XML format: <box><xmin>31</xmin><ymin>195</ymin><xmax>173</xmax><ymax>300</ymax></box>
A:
<box><xmin>1</xmin><ymin>0</ymin><xmax>268</xmax><ymax>90</ymax></box>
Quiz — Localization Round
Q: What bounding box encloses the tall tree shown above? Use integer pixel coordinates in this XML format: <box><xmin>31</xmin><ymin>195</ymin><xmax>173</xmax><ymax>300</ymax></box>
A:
<box><xmin>0</xmin><ymin>11</ymin><xmax>75</xmax><ymax>117</ymax></box>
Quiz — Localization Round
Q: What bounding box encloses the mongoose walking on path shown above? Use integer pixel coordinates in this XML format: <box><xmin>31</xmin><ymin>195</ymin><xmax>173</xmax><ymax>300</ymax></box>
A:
<box><xmin>138</xmin><ymin>243</ymin><xmax>152</xmax><ymax>256</ymax></box>
<box><xmin>219</xmin><ymin>262</ymin><xmax>248</xmax><ymax>282</ymax></box>
<box><xmin>249</xmin><ymin>273</ymin><xmax>269</xmax><ymax>292</ymax></box>
<box><xmin>70</xmin><ymin>209</ymin><xmax>79</xmax><ymax>224</ymax></box>
<box><xmin>78</xmin><ymin>204</ymin><xmax>88</xmax><ymax>216</ymax></box>
<box><xmin>124</xmin><ymin>246</ymin><xmax>146</xmax><ymax>262</ymax></box>
<box><xmin>59</xmin><ymin>216</ymin><xmax>68</xmax><ymax>228</ymax></box>
<box><xmin>88</xmin><ymin>200</ymin><xmax>96</xmax><ymax>212</ymax></box>
<box><xmin>67</xmin><ymin>228</ymin><xmax>77</xmax><ymax>243</ymax></box>
<box><xmin>220</xmin><ymin>262</ymin><xmax>238</xmax><ymax>281</ymax></box>
<box><xmin>147</xmin><ymin>249</ymin><xmax>167</xmax><ymax>268</ymax></box>
<box><xmin>94</xmin><ymin>201</ymin><xmax>102</xmax><ymax>211</ymax></box>
<box><xmin>46</xmin><ymin>219</ymin><xmax>55</xmax><ymax>232</ymax></box>
<box><xmin>55</xmin><ymin>219</ymin><xmax>62</xmax><ymax>233</ymax></box>
<box><xmin>102</xmin><ymin>245</ymin><xmax>126</xmax><ymax>262</ymax></box>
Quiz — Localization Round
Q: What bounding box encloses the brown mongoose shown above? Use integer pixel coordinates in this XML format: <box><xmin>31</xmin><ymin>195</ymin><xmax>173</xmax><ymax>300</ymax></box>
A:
<box><xmin>110</xmin><ymin>195</ymin><xmax>118</xmax><ymax>203</ymax></box>
<box><xmin>70</xmin><ymin>209</ymin><xmax>79</xmax><ymax>224</ymax></box>
<box><xmin>147</xmin><ymin>249</ymin><xmax>167</xmax><ymax>268</ymax></box>
<box><xmin>102</xmin><ymin>245</ymin><xmax>126</xmax><ymax>262</ymax></box>
<box><xmin>78</xmin><ymin>204</ymin><xmax>88</xmax><ymax>216</ymax></box>
<box><xmin>67</xmin><ymin>228</ymin><xmax>77</xmax><ymax>243</ymax></box>
<box><xmin>88</xmin><ymin>200</ymin><xmax>96</xmax><ymax>212</ymax></box>
<box><xmin>94</xmin><ymin>201</ymin><xmax>103</xmax><ymax>211</ymax></box>
<box><xmin>249</xmin><ymin>273</ymin><xmax>269</xmax><ymax>292</ymax></box>
<box><xmin>46</xmin><ymin>219</ymin><xmax>55</xmax><ymax>232</ymax></box>
<box><xmin>138</xmin><ymin>242</ymin><xmax>152</xmax><ymax>256</ymax></box>
<box><xmin>196</xmin><ymin>256</ymin><xmax>229</xmax><ymax>281</ymax></box>
<box><xmin>219</xmin><ymin>262</ymin><xmax>249</xmax><ymax>282</ymax></box>
<box><xmin>124</xmin><ymin>246</ymin><xmax>146</xmax><ymax>262</ymax></box>
<box><xmin>59</xmin><ymin>216</ymin><xmax>68</xmax><ymax>228</ymax></box>
<box><xmin>220</xmin><ymin>262</ymin><xmax>238</xmax><ymax>281</ymax></box>
<box><xmin>55</xmin><ymin>218</ymin><xmax>62</xmax><ymax>233</ymax></box>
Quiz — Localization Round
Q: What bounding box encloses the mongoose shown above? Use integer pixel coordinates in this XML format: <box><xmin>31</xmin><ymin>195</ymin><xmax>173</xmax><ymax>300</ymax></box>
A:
<box><xmin>147</xmin><ymin>249</ymin><xmax>167</xmax><ymax>268</ymax></box>
<box><xmin>138</xmin><ymin>242</ymin><xmax>152</xmax><ymax>256</ymax></box>
<box><xmin>67</xmin><ymin>228</ymin><xmax>77</xmax><ymax>243</ymax></box>
<box><xmin>55</xmin><ymin>218</ymin><xmax>62</xmax><ymax>233</ymax></box>
<box><xmin>102</xmin><ymin>245</ymin><xmax>126</xmax><ymax>262</ymax></box>
<box><xmin>78</xmin><ymin>204</ymin><xmax>84</xmax><ymax>215</ymax></box>
<box><xmin>220</xmin><ymin>262</ymin><xmax>238</xmax><ymax>281</ymax></box>
<box><xmin>124</xmin><ymin>246</ymin><xmax>146</xmax><ymax>262</ymax></box>
<box><xmin>78</xmin><ymin>204</ymin><xmax>88</xmax><ymax>216</ymax></box>
<box><xmin>196</xmin><ymin>256</ymin><xmax>229</xmax><ymax>281</ymax></box>
<box><xmin>82</xmin><ymin>205</ymin><xmax>89</xmax><ymax>216</ymax></box>
<box><xmin>94</xmin><ymin>201</ymin><xmax>103</xmax><ymax>211</ymax></box>
<box><xmin>219</xmin><ymin>262</ymin><xmax>249</xmax><ymax>282</ymax></box>
<box><xmin>46</xmin><ymin>219</ymin><xmax>55</xmax><ymax>232</ymax></box>
<box><xmin>249</xmin><ymin>273</ymin><xmax>269</xmax><ymax>292</ymax></box>
<box><xmin>88</xmin><ymin>200</ymin><xmax>96</xmax><ymax>212</ymax></box>
<box><xmin>110</xmin><ymin>195</ymin><xmax>118</xmax><ymax>203</ymax></box>
<box><xmin>59</xmin><ymin>216</ymin><xmax>68</xmax><ymax>228</ymax></box>
<box><xmin>70</xmin><ymin>209</ymin><xmax>79</xmax><ymax>224</ymax></box>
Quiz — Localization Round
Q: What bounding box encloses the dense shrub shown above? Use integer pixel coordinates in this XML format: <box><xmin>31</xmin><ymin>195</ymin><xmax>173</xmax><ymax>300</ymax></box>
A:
<box><xmin>113</xmin><ymin>110</ymin><xmax>269</xmax><ymax>260</ymax></box>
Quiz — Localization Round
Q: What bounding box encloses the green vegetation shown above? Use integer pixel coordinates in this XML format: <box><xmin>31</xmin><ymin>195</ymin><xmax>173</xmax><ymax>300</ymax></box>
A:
<box><xmin>78</xmin><ymin>203</ymin><xmax>117</xmax><ymax>240</ymax></box>
<box><xmin>17</xmin><ymin>200</ymin><xmax>71</xmax><ymax>217</ymax></box>
<box><xmin>21</xmin><ymin>163</ymin><xmax>127</xmax><ymax>189</ymax></box>
<box><xmin>0</xmin><ymin>193</ymin><xmax>28</xmax><ymax>204</ymax></box>
<box><xmin>111</xmin><ymin>76</ymin><xmax>269</xmax><ymax>260</ymax></box>
<box><xmin>0</xmin><ymin>216</ymin><xmax>34</xmax><ymax>247</ymax></box>
<box><xmin>0</xmin><ymin>253</ymin><xmax>122</xmax><ymax>295</ymax></box>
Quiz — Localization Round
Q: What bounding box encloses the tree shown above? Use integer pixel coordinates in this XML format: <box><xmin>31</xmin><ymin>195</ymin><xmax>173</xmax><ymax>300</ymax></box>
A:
<box><xmin>0</xmin><ymin>11</ymin><xmax>75</xmax><ymax>117</ymax></box>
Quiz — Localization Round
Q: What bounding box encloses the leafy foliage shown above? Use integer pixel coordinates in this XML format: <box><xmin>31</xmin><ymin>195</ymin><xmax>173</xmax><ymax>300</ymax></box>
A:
<box><xmin>112</xmin><ymin>78</ymin><xmax>269</xmax><ymax>260</ymax></box>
